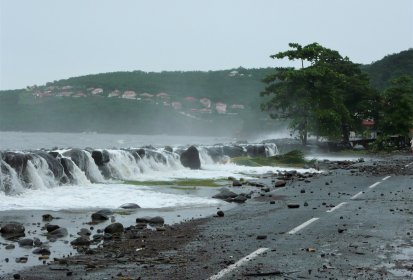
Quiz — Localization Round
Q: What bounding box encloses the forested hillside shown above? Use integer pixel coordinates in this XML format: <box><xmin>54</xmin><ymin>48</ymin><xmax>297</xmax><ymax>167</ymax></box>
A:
<box><xmin>0</xmin><ymin>49</ymin><xmax>411</xmax><ymax>136</ymax></box>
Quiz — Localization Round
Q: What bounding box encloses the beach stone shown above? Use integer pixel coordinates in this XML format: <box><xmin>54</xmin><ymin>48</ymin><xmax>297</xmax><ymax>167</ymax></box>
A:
<box><xmin>136</xmin><ymin>216</ymin><xmax>164</xmax><ymax>224</ymax></box>
<box><xmin>217</xmin><ymin>211</ymin><xmax>225</xmax><ymax>217</ymax></box>
<box><xmin>13</xmin><ymin>274</ymin><xmax>21</xmax><ymax>279</ymax></box>
<box><xmin>15</xmin><ymin>257</ymin><xmax>27</xmax><ymax>264</ymax></box>
<box><xmin>5</xmin><ymin>244</ymin><xmax>15</xmax><ymax>250</ymax></box>
<box><xmin>274</xmin><ymin>180</ymin><xmax>286</xmax><ymax>187</ymax></box>
<box><xmin>18</xmin><ymin>238</ymin><xmax>34</xmax><ymax>247</ymax></box>
<box><xmin>104</xmin><ymin>223</ymin><xmax>124</xmax><ymax>234</ymax></box>
<box><xmin>33</xmin><ymin>237</ymin><xmax>42</xmax><ymax>246</ymax></box>
<box><xmin>42</xmin><ymin>214</ymin><xmax>54</xmax><ymax>221</ymax></box>
<box><xmin>287</xmin><ymin>203</ymin><xmax>300</xmax><ymax>209</ymax></box>
<box><xmin>46</xmin><ymin>224</ymin><xmax>60</xmax><ymax>233</ymax></box>
<box><xmin>91</xmin><ymin>209</ymin><xmax>113</xmax><ymax>221</ymax></box>
<box><xmin>119</xmin><ymin>203</ymin><xmax>141</xmax><ymax>209</ymax></box>
<box><xmin>47</xmin><ymin>227</ymin><xmax>68</xmax><ymax>238</ymax></box>
<box><xmin>0</xmin><ymin>223</ymin><xmax>25</xmax><ymax>235</ymax></box>
<box><xmin>232</xmin><ymin>194</ymin><xmax>247</xmax><ymax>203</ymax></box>
<box><xmin>180</xmin><ymin>146</ymin><xmax>201</xmax><ymax>169</ymax></box>
<box><xmin>91</xmin><ymin>150</ymin><xmax>110</xmax><ymax>166</ymax></box>
<box><xmin>78</xmin><ymin>228</ymin><xmax>91</xmax><ymax>236</ymax></box>
<box><xmin>32</xmin><ymin>248</ymin><xmax>51</xmax><ymax>255</ymax></box>
<box><xmin>232</xmin><ymin>180</ymin><xmax>242</xmax><ymax>187</ymax></box>
<box><xmin>212</xmin><ymin>188</ymin><xmax>237</xmax><ymax>200</ymax></box>
<box><xmin>71</xmin><ymin>237</ymin><xmax>91</xmax><ymax>246</ymax></box>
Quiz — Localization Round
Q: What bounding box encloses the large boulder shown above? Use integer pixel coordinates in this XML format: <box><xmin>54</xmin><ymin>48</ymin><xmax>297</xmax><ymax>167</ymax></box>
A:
<box><xmin>104</xmin><ymin>223</ymin><xmax>124</xmax><ymax>234</ymax></box>
<box><xmin>33</xmin><ymin>151</ymin><xmax>65</xmax><ymax>182</ymax></box>
<box><xmin>60</xmin><ymin>157</ymin><xmax>75</xmax><ymax>182</ymax></box>
<box><xmin>245</xmin><ymin>145</ymin><xmax>267</xmax><ymax>157</ymax></box>
<box><xmin>180</xmin><ymin>146</ymin><xmax>201</xmax><ymax>169</ymax></box>
<box><xmin>0</xmin><ymin>223</ymin><xmax>25</xmax><ymax>235</ymax></box>
<box><xmin>119</xmin><ymin>203</ymin><xmax>140</xmax><ymax>209</ymax></box>
<box><xmin>62</xmin><ymin>149</ymin><xmax>88</xmax><ymax>171</ymax></box>
<box><xmin>2</xmin><ymin>152</ymin><xmax>32</xmax><ymax>175</ymax></box>
<box><xmin>212</xmin><ymin>188</ymin><xmax>238</xmax><ymax>200</ymax></box>
<box><xmin>136</xmin><ymin>216</ymin><xmax>165</xmax><ymax>224</ymax></box>
<box><xmin>91</xmin><ymin>150</ymin><xmax>110</xmax><ymax>166</ymax></box>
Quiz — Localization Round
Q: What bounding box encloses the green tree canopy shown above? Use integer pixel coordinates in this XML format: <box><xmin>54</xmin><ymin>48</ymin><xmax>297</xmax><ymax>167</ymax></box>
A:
<box><xmin>378</xmin><ymin>75</ymin><xmax>413</xmax><ymax>136</ymax></box>
<box><xmin>261</xmin><ymin>42</ymin><xmax>373</xmax><ymax>145</ymax></box>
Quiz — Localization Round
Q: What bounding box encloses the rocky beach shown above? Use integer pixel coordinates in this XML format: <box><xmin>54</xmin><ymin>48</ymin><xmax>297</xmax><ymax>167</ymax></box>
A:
<box><xmin>1</xmin><ymin>149</ymin><xmax>412</xmax><ymax>279</ymax></box>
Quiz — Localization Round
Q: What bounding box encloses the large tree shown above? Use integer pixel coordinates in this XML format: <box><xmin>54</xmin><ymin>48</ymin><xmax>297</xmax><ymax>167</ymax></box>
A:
<box><xmin>261</xmin><ymin>43</ymin><xmax>373</xmax><ymax>145</ymax></box>
<box><xmin>378</xmin><ymin>75</ymin><xmax>413</xmax><ymax>136</ymax></box>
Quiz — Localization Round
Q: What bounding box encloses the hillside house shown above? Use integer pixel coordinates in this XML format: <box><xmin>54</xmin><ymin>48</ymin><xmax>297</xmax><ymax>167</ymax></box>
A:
<box><xmin>91</xmin><ymin>88</ymin><xmax>104</xmax><ymax>95</ymax></box>
<box><xmin>56</xmin><ymin>91</ymin><xmax>73</xmax><ymax>97</ymax></box>
<box><xmin>185</xmin><ymin>96</ymin><xmax>197</xmax><ymax>102</ymax></box>
<box><xmin>108</xmin><ymin>90</ymin><xmax>120</xmax><ymax>98</ymax></box>
<box><xmin>156</xmin><ymin>92</ymin><xmax>169</xmax><ymax>100</ymax></box>
<box><xmin>199</xmin><ymin>98</ymin><xmax>211</xmax><ymax>108</ymax></box>
<box><xmin>73</xmin><ymin>92</ymin><xmax>87</xmax><ymax>98</ymax></box>
<box><xmin>199</xmin><ymin>108</ymin><xmax>212</xmax><ymax>114</ymax></box>
<box><xmin>215</xmin><ymin>102</ymin><xmax>227</xmax><ymax>114</ymax></box>
<box><xmin>122</xmin><ymin>91</ymin><xmax>137</xmax><ymax>99</ymax></box>
<box><xmin>140</xmin><ymin>93</ymin><xmax>154</xmax><ymax>98</ymax></box>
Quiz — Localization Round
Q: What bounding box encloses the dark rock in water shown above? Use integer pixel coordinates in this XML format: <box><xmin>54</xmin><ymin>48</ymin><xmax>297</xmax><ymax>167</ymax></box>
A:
<box><xmin>222</xmin><ymin>145</ymin><xmax>245</xmax><ymax>158</ymax></box>
<box><xmin>33</xmin><ymin>151</ymin><xmax>66</xmax><ymax>181</ymax></box>
<box><xmin>0</xmin><ymin>223</ymin><xmax>25</xmax><ymax>235</ymax></box>
<box><xmin>46</xmin><ymin>224</ymin><xmax>60</xmax><ymax>233</ymax></box>
<box><xmin>60</xmin><ymin>157</ymin><xmax>76</xmax><ymax>182</ymax></box>
<box><xmin>104</xmin><ymin>223</ymin><xmax>124</xmax><ymax>234</ymax></box>
<box><xmin>63</xmin><ymin>148</ymin><xmax>89</xmax><ymax>173</ymax></box>
<box><xmin>91</xmin><ymin>150</ymin><xmax>110</xmax><ymax>166</ymax></box>
<box><xmin>5</xmin><ymin>244</ymin><xmax>15</xmax><ymax>250</ymax></box>
<box><xmin>287</xmin><ymin>203</ymin><xmax>300</xmax><ymax>209</ymax></box>
<box><xmin>2</xmin><ymin>152</ymin><xmax>32</xmax><ymax>175</ymax></box>
<box><xmin>136</xmin><ymin>216</ymin><xmax>165</xmax><ymax>224</ymax></box>
<box><xmin>135</xmin><ymin>149</ymin><xmax>146</xmax><ymax>159</ymax></box>
<box><xmin>33</xmin><ymin>237</ymin><xmax>42</xmax><ymax>246</ymax></box>
<box><xmin>91</xmin><ymin>209</ymin><xmax>113</xmax><ymax>221</ymax></box>
<box><xmin>42</xmin><ymin>214</ymin><xmax>54</xmax><ymax>222</ymax></box>
<box><xmin>145</xmin><ymin>150</ymin><xmax>167</xmax><ymax>164</ymax></box>
<box><xmin>232</xmin><ymin>180</ymin><xmax>242</xmax><ymax>187</ymax></box>
<box><xmin>70</xmin><ymin>237</ymin><xmax>91</xmax><ymax>246</ymax></box>
<box><xmin>164</xmin><ymin>146</ymin><xmax>173</xmax><ymax>153</ymax></box>
<box><xmin>18</xmin><ymin>238</ymin><xmax>34</xmax><ymax>247</ymax></box>
<box><xmin>180</xmin><ymin>146</ymin><xmax>201</xmax><ymax>170</ymax></box>
<box><xmin>13</xmin><ymin>273</ymin><xmax>21</xmax><ymax>279</ymax></box>
<box><xmin>274</xmin><ymin>180</ymin><xmax>287</xmax><ymax>187</ymax></box>
<box><xmin>47</xmin><ymin>228</ymin><xmax>68</xmax><ymax>238</ymax></box>
<box><xmin>256</xmin><ymin>235</ymin><xmax>267</xmax><ymax>240</ymax></box>
<box><xmin>246</xmin><ymin>145</ymin><xmax>267</xmax><ymax>157</ymax></box>
<box><xmin>78</xmin><ymin>228</ymin><xmax>91</xmax><ymax>236</ymax></box>
<box><xmin>48</xmin><ymin>151</ymin><xmax>60</xmax><ymax>158</ymax></box>
<box><xmin>15</xmin><ymin>257</ymin><xmax>27</xmax><ymax>264</ymax></box>
<box><xmin>232</xmin><ymin>194</ymin><xmax>247</xmax><ymax>203</ymax></box>
<box><xmin>217</xmin><ymin>210</ymin><xmax>225</xmax><ymax>217</ymax></box>
<box><xmin>212</xmin><ymin>188</ymin><xmax>238</xmax><ymax>200</ymax></box>
<box><xmin>119</xmin><ymin>203</ymin><xmax>140</xmax><ymax>209</ymax></box>
<box><xmin>32</xmin><ymin>248</ymin><xmax>51</xmax><ymax>255</ymax></box>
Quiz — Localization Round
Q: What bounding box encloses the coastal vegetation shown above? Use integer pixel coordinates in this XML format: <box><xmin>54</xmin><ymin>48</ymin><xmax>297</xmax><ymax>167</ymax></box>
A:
<box><xmin>261</xmin><ymin>44</ymin><xmax>413</xmax><ymax>145</ymax></box>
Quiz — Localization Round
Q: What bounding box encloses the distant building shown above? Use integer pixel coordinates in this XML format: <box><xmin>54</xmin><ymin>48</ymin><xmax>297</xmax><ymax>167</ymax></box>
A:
<box><xmin>108</xmin><ymin>90</ymin><xmax>120</xmax><ymax>98</ymax></box>
<box><xmin>199</xmin><ymin>108</ymin><xmax>212</xmax><ymax>114</ymax></box>
<box><xmin>91</xmin><ymin>88</ymin><xmax>104</xmax><ymax>95</ymax></box>
<box><xmin>156</xmin><ymin>92</ymin><xmax>169</xmax><ymax>99</ymax></box>
<box><xmin>61</xmin><ymin>85</ymin><xmax>73</xmax><ymax>90</ymax></box>
<box><xmin>56</xmin><ymin>91</ymin><xmax>73</xmax><ymax>97</ymax></box>
<box><xmin>215</xmin><ymin>102</ymin><xmax>227</xmax><ymax>114</ymax></box>
<box><xmin>122</xmin><ymin>91</ymin><xmax>137</xmax><ymax>99</ymax></box>
<box><xmin>199</xmin><ymin>98</ymin><xmax>211</xmax><ymax>108</ymax></box>
<box><xmin>73</xmin><ymin>92</ymin><xmax>87</xmax><ymax>98</ymax></box>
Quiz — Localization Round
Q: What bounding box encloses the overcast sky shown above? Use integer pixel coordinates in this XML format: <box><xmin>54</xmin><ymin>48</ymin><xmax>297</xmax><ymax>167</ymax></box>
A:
<box><xmin>1</xmin><ymin>0</ymin><xmax>412</xmax><ymax>90</ymax></box>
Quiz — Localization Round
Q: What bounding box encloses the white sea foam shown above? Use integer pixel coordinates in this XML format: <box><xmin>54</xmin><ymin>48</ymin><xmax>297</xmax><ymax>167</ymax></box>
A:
<box><xmin>0</xmin><ymin>183</ymin><xmax>224</xmax><ymax>211</ymax></box>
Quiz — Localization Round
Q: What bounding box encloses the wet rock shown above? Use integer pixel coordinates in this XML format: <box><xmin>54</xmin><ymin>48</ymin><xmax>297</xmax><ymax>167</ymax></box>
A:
<box><xmin>217</xmin><ymin>211</ymin><xmax>224</xmax><ymax>217</ymax></box>
<box><xmin>256</xmin><ymin>235</ymin><xmax>267</xmax><ymax>240</ymax></box>
<box><xmin>13</xmin><ymin>274</ymin><xmax>21</xmax><ymax>279</ymax></box>
<box><xmin>232</xmin><ymin>194</ymin><xmax>247</xmax><ymax>203</ymax></box>
<box><xmin>70</xmin><ymin>237</ymin><xmax>91</xmax><ymax>246</ymax></box>
<box><xmin>91</xmin><ymin>209</ymin><xmax>113</xmax><ymax>221</ymax></box>
<box><xmin>18</xmin><ymin>238</ymin><xmax>34</xmax><ymax>247</ymax></box>
<box><xmin>47</xmin><ymin>227</ymin><xmax>68</xmax><ymax>238</ymax></box>
<box><xmin>15</xmin><ymin>257</ymin><xmax>27</xmax><ymax>264</ymax></box>
<box><xmin>5</xmin><ymin>244</ymin><xmax>15</xmax><ymax>250</ymax></box>
<box><xmin>180</xmin><ymin>146</ymin><xmax>201</xmax><ymax>169</ymax></box>
<box><xmin>104</xmin><ymin>223</ymin><xmax>124</xmax><ymax>234</ymax></box>
<box><xmin>33</xmin><ymin>237</ymin><xmax>42</xmax><ymax>246</ymax></box>
<box><xmin>135</xmin><ymin>216</ymin><xmax>164</xmax><ymax>224</ymax></box>
<box><xmin>32</xmin><ymin>248</ymin><xmax>51</xmax><ymax>255</ymax></box>
<box><xmin>78</xmin><ymin>228</ymin><xmax>91</xmax><ymax>236</ymax></box>
<box><xmin>42</xmin><ymin>214</ymin><xmax>54</xmax><ymax>221</ymax></box>
<box><xmin>274</xmin><ymin>180</ymin><xmax>286</xmax><ymax>187</ymax></box>
<box><xmin>1</xmin><ymin>223</ymin><xmax>25</xmax><ymax>238</ymax></box>
<box><xmin>164</xmin><ymin>146</ymin><xmax>173</xmax><ymax>153</ymax></box>
<box><xmin>119</xmin><ymin>203</ymin><xmax>141</xmax><ymax>209</ymax></box>
<box><xmin>46</xmin><ymin>224</ymin><xmax>60</xmax><ymax>233</ymax></box>
<box><xmin>300</xmin><ymin>189</ymin><xmax>305</xmax><ymax>193</ymax></box>
<box><xmin>91</xmin><ymin>150</ymin><xmax>110</xmax><ymax>166</ymax></box>
<box><xmin>287</xmin><ymin>203</ymin><xmax>300</xmax><ymax>209</ymax></box>
<box><xmin>212</xmin><ymin>188</ymin><xmax>237</xmax><ymax>200</ymax></box>
<box><xmin>232</xmin><ymin>180</ymin><xmax>242</xmax><ymax>187</ymax></box>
